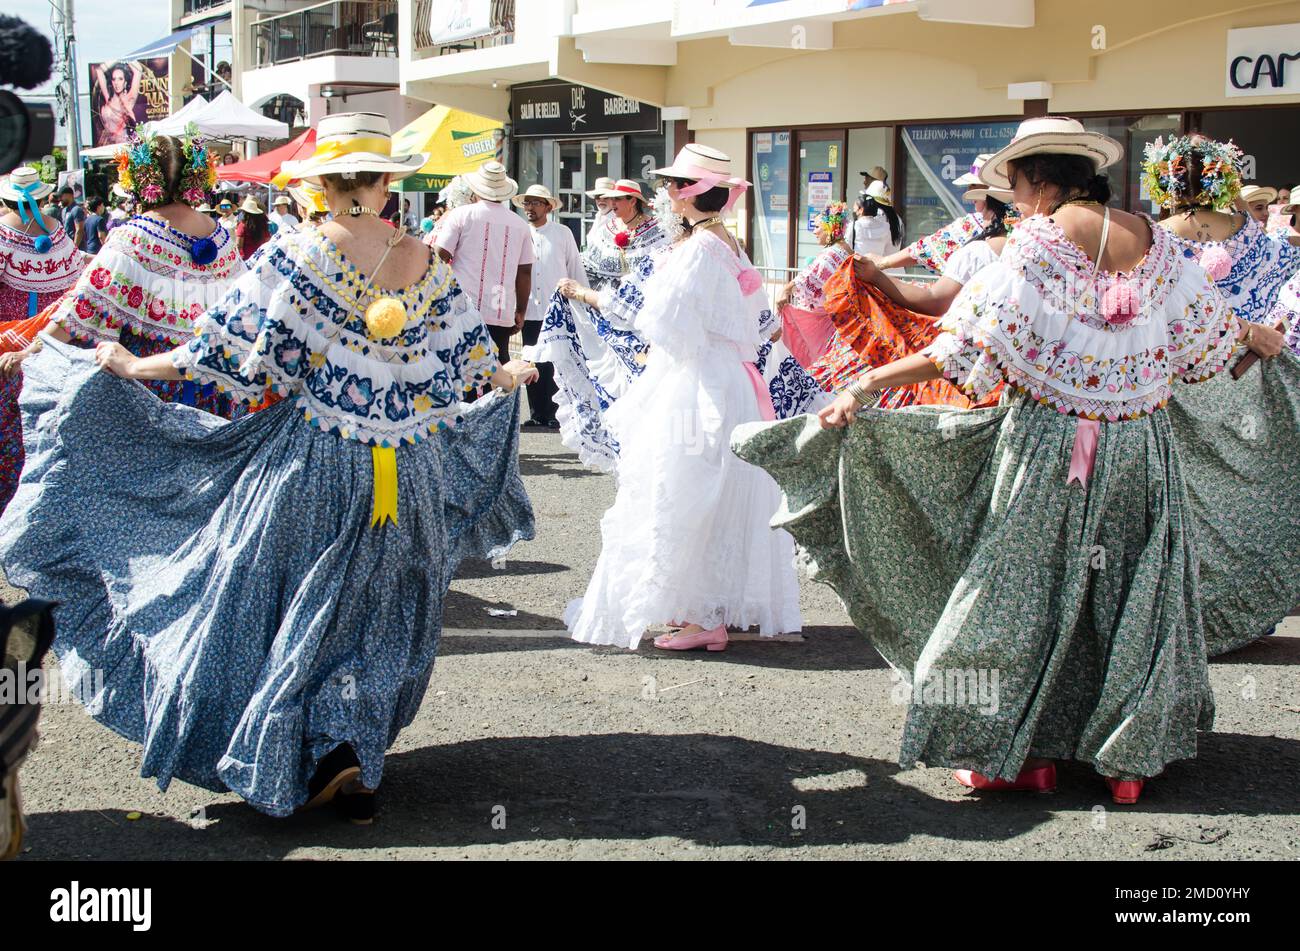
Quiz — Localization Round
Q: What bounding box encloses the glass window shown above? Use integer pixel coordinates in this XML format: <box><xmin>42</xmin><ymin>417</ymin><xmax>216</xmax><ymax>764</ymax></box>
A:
<box><xmin>627</xmin><ymin>130</ymin><xmax>667</xmax><ymax>191</ymax></box>
<box><xmin>846</xmin><ymin>126</ymin><xmax>892</xmax><ymax>200</ymax></box>
<box><xmin>750</xmin><ymin>130</ymin><xmax>792</xmax><ymax>273</ymax></box>
<box><xmin>796</xmin><ymin>136</ymin><xmax>843</xmax><ymax>269</ymax></box>
<box><xmin>897</xmin><ymin>121</ymin><xmax>1018</xmax><ymax>248</ymax></box>
<box><xmin>1079</xmin><ymin>114</ymin><xmax>1180</xmax><ymax>213</ymax></box>
<box><xmin>516</xmin><ymin>139</ymin><xmax>545</xmax><ymax>194</ymax></box>
<box><xmin>1198</xmin><ymin>108</ymin><xmax>1300</xmax><ymax>197</ymax></box>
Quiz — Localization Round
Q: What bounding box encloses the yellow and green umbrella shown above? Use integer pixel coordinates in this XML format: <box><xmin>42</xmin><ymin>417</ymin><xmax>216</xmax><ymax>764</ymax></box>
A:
<box><xmin>390</xmin><ymin>106</ymin><xmax>503</xmax><ymax>193</ymax></box>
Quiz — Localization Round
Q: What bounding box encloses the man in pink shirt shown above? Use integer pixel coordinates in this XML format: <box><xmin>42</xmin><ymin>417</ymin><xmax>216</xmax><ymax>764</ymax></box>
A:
<box><xmin>435</xmin><ymin>162</ymin><xmax>534</xmax><ymax>368</ymax></box>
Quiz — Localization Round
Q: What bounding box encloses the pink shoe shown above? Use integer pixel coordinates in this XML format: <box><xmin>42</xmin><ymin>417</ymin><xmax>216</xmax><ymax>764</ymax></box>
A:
<box><xmin>653</xmin><ymin>624</ymin><xmax>728</xmax><ymax>652</ymax></box>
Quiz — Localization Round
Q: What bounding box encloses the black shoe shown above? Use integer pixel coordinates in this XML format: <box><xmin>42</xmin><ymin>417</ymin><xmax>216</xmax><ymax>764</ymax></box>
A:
<box><xmin>545</xmin><ymin>419</ymin><xmax>560</xmax><ymax>430</ymax></box>
<box><xmin>336</xmin><ymin>788</ymin><xmax>377</xmax><ymax>825</ymax></box>
<box><xmin>301</xmin><ymin>744</ymin><xmax>361</xmax><ymax>812</ymax></box>
<box><xmin>521</xmin><ymin>418</ymin><xmax>546</xmax><ymax>430</ymax></box>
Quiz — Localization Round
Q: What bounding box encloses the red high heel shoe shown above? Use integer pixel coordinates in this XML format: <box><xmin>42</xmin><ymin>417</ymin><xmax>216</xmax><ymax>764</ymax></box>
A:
<box><xmin>953</xmin><ymin>763</ymin><xmax>1057</xmax><ymax>793</ymax></box>
<box><xmin>1105</xmin><ymin>778</ymin><xmax>1144</xmax><ymax>804</ymax></box>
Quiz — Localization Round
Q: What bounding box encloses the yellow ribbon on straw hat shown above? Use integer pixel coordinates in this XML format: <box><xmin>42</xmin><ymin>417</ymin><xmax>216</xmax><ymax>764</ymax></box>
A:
<box><xmin>271</xmin><ymin>136</ymin><xmax>396</xmax><ymax>188</ymax></box>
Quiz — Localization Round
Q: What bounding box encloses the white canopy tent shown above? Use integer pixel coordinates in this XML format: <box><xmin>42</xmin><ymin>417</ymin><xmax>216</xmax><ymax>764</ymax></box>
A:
<box><xmin>149</xmin><ymin>92</ymin><xmax>288</xmax><ymax>141</ymax></box>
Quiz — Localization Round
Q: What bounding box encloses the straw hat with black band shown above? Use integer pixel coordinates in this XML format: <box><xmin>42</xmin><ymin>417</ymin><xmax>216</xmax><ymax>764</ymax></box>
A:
<box><xmin>586</xmin><ymin>177</ymin><xmax>616</xmax><ymax>200</ymax></box>
<box><xmin>463</xmin><ymin>162</ymin><xmax>518</xmax><ymax>202</ymax></box>
<box><xmin>978</xmin><ymin>116</ymin><xmax>1123</xmax><ymax>190</ymax></box>
<box><xmin>512</xmin><ymin>184</ymin><xmax>561</xmax><ymax>210</ymax></box>
<box><xmin>1240</xmin><ymin>185</ymin><xmax>1278</xmax><ymax>206</ymax></box>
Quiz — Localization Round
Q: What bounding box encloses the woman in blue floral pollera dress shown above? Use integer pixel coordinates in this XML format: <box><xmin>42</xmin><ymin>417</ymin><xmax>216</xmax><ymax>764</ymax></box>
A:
<box><xmin>0</xmin><ymin>113</ymin><xmax>539</xmax><ymax>824</ymax></box>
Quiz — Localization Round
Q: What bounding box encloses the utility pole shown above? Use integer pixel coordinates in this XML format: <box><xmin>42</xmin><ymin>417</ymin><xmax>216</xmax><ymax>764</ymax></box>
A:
<box><xmin>62</xmin><ymin>0</ymin><xmax>81</xmax><ymax>171</ymax></box>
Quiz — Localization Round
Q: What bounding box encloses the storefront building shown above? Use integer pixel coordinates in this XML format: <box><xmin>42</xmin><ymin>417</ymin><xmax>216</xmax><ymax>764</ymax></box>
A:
<box><xmin>399</xmin><ymin>0</ymin><xmax>1300</xmax><ymax>267</ymax></box>
<box><xmin>510</xmin><ymin>81</ymin><xmax>679</xmax><ymax>246</ymax></box>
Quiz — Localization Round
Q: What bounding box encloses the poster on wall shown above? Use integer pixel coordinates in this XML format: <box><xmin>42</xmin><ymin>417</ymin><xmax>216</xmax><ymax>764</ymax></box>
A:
<box><xmin>88</xmin><ymin>58</ymin><xmax>172</xmax><ymax>148</ymax></box>
<box><xmin>430</xmin><ymin>0</ymin><xmax>494</xmax><ymax>45</ymax></box>
<box><xmin>752</xmin><ymin>130</ymin><xmax>791</xmax><ymax>270</ymax></box>
<box><xmin>806</xmin><ymin>170</ymin><xmax>832</xmax><ymax>231</ymax></box>
<box><xmin>900</xmin><ymin>121</ymin><xmax>1018</xmax><ymax>224</ymax></box>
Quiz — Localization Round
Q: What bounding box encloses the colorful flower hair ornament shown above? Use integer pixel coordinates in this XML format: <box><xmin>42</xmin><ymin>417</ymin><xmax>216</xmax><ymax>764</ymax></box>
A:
<box><xmin>1141</xmin><ymin>135</ymin><xmax>1245</xmax><ymax>211</ymax></box>
<box><xmin>816</xmin><ymin>201</ymin><xmax>848</xmax><ymax>242</ymax></box>
<box><xmin>113</xmin><ymin>122</ymin><xmax>217</xmax><ymax>212</ymax></box>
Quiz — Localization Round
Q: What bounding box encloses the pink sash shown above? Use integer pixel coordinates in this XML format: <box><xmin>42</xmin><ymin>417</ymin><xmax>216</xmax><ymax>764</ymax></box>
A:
<box><xmin>743</xmin><ymin>362</ymin><xmax>776</xmax><ymax>421</ymax></box>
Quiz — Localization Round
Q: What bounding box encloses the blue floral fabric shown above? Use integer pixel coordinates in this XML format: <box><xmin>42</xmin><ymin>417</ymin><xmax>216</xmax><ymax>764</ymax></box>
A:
<box><xmin>175</xmin><ymin>228</ymin><xmax>499</xmax><ymax>447</ymax></box>
<box><xmin>0</xmin><ymin>337</ymin><xmax>533</xmax><ymax>817</ymax></box>
<box><xmin>1172</xmin><ymin>217</ymin><xmax>1300</xmax><ymax>325</ymax></box>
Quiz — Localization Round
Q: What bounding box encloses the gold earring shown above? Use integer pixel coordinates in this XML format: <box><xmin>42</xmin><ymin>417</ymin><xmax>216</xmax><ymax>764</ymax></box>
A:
<box><xmin>1034</xmin><ymin>186</ymin><xmax>1044</xmax><ymax>217</ymax></box>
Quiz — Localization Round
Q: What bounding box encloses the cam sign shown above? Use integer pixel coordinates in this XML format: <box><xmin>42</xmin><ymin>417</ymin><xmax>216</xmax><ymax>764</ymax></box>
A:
<box><xmin>1226</xmin><ymin>24</ymin><xmax>1300</xmax><ymax>97</ymax></box>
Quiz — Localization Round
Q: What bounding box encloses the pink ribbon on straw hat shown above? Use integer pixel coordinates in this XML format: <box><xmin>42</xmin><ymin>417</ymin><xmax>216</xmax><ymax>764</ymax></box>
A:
<box><xmin>675</xmin><ymin>166</ymin><xmax>754</xmax><ymax>212</ymax></box>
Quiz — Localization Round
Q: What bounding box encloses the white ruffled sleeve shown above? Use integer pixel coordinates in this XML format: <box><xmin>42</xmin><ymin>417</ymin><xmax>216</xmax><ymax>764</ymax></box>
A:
<box><xmin>172</xmin><ymin>234</ymin><xmax>322</xmax><ymax>402</ymax></box>
<box><xmin>635</xmin><ymin>234</ymin><xmax>761</xmax><ymax>358</ymax></box>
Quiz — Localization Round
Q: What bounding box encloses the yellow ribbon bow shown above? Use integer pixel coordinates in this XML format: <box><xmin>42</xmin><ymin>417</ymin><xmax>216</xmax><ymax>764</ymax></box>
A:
<box><xmin>271</xmin><ymin>136</ymin><xmax>398</xmax><ymax>189</ymax></box>
<box><xmin>370</xmin><ymin>445</ymin><xmax>398</xmax><ymax>528</ymax></box>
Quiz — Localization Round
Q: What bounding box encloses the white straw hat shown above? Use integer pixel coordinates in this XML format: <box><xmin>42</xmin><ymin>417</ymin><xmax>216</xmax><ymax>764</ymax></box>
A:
<box><xmin>952</xmin><ymin>154</ymin><xmax>994</xmax><ymax>188</ymax></box>
<box><xmin>651</xmin><ymin>144</ymin><xmax>750</xmax><ymax>188</ymax></box>
<box><xmin>1240</xmin><ymin>184</ymin><xmax>1278</xmax><ymax>205</ymax></box>
<box><xmin>863</xmin><ymin>180</ymin><xmax>893</xmax><ymax>206</ymax></box>
<box><xmin>963</xmin><ymin>185</ymin><xmax>1015</xmax><ymax>202</ymax></box>
<box><xmin>281</xmin><ymin>112</ymin><xmax>427</xmax><ymax>186</ymax></box>
<box><xmin>585</xmin><ymin>176</ymin><xmax>616</xmax><ymax>199</ymax></box>
<box><xmin>464</xmin><ymin>161</ymin><xmax>518</xmax><ymax>202</ymax></box>
<box><xmin>600</xmin><ymin>179</ymin><xmax>648</xmax><ymax>201</ymax></box>
<box><xmin>512</xmin><ymin>184</ymin><xmax>561</xmax><ymax>210</ymax></box>
<box><xmin>272</xmin><ymin>195</ymin><xmax>292</xmax><ymax>207</ymax></box>
<box><xmin>0</xmin><ymin>167</ymin><xmax>54</xmax><ymax>205</ymax></box>
<box><xmin>979</xmin><ymin>117</ymin><xmax>1123</xmax><ymax>189</ymax></box>
<box><xmin>240</xmin><ymin>196</ymin><xmax>265</xmax><ymax>215</ymax></box>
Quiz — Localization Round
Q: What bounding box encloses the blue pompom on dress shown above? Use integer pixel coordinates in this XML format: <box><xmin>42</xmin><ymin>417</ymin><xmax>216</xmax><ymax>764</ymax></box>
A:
<box><xmin>0</xmin><ymin>228</ymin><xmax>534</xmax><ymax>816</ymax></box>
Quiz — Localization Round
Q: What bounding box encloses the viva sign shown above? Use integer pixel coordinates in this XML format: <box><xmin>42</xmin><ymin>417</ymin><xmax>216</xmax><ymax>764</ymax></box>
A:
<box><xmin>1226</xmin><ymin>24</ymin><xmax>1300</xmax><ymax>97</ymax></box>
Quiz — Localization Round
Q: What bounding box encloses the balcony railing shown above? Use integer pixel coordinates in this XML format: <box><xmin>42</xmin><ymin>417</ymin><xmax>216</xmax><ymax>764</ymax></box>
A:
<box><xmin>413</xmin><ymin>0</ymin><xmax>514</xmax><ymax>57</ymax></box>
<box><xmin>253</xmin><ymin>1</ymin><xmax>398</xmax><ymax>68</ymax></box>
<box><xmin>182</xmin><ymin>0</ymin><xmax>232</xmax><ymax>16</ymax></box>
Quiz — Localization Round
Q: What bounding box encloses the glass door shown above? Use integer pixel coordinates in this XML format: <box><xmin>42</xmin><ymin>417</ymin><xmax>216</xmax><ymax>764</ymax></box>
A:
<box><xmin>554</xmin><ymin>139</ymin><xmax>611</xmax><ymax>248</ymax></box>
<box><xmin>794</xmin><ymin>131</ymin><xmax>845</xmax><ymax>268</ymax></box>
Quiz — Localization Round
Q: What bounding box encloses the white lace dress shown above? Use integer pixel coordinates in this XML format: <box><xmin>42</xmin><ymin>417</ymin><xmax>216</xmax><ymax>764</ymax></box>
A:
<box><xmin>565</xmin><ymin>231</ymin><xmax>802</xmax><ymax>648</ymax></box>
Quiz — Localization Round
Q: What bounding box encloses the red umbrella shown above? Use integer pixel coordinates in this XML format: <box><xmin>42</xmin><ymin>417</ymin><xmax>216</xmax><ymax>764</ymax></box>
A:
<box><xmin>216</xmin><ymin>129</ymin><xmax>317</xmax><ymax>184</ymax></box>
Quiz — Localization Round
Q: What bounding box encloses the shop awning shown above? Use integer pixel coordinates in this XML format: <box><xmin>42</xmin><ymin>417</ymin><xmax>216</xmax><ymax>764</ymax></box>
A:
<box><xmin>388</xmin><ymin>106</ymin><xmax>503</xmax><ymax>194</ymax></box>
<box><xmin>125</xmin><ymin>26</ymin><xmax>206</xmax><ymax>60</ymax></box>
<box><xmin>217</xmin><ymin>129</ymin><xmax>316</xmax><ymax>183</ymax></box>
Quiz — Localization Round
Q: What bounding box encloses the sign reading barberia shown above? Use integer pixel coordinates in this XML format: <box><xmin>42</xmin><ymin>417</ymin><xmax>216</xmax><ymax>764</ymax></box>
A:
<box><xmin>1226</xmin><ymin>24</ymin><xmax>1300</xmax><ymax>97</ymax></box>
<box><xmin>511</xmin><ymin>82</ymin><xmax>661</xmax><ymax>138</ymax></box>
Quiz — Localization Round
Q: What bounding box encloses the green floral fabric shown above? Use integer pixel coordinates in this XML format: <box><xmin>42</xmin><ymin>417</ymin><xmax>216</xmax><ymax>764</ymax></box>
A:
<box><xmin>733</xmin><ymin>394</ymin><xmax>1216</xmax><ymax>782</ymax></box>
<box><xmin>1168</xmin><ymin>351</ymin><xmax>1300</xmax><ymax>655</ymax></box>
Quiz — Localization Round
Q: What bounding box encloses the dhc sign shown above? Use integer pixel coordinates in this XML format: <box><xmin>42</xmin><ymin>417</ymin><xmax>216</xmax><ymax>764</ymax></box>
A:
<box><xmin>1226</xmin><ymin>24</ymin><xmax>1300</xmax><ymax>97</ymax></box>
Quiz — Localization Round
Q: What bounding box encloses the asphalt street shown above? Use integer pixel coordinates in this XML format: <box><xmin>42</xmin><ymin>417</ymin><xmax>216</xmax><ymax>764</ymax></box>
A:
<box><xmin>4</xmin><ymin>428</ymin><xmax>1299</xmax><ymax>860</ymax></box>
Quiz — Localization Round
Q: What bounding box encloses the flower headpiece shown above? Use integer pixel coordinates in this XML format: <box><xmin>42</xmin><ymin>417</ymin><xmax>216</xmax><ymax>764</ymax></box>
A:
<box><xmin>1141</xmin><ymin>135</ymin><xmax>1244</xmax><ymax>211</ymax></box>
<box><xmin>114</xmin><ymin>122</ymin><xmax>218</xmax><ymax>210</ymax></box>
<box><xmin>816</xmin><ymin>201</ymin><xmax>848</xmax><ymax>242</ymax></box>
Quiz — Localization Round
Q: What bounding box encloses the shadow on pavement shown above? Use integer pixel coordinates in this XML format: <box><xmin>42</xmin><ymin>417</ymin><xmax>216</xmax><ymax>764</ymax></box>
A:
<box><xmin>518</xmin><ymin>452</ymin><xmax>596</xmax><ymax>481</ymax></box>
<box><xmin>1208</xmin><ymin>632</ymin><xmax>1300</xmax><ymax>666</ymax></box>
<box><xmin>20</xmin><ymin>729</ymin><xmax>1296</xmax><ymax>860</ymax></box>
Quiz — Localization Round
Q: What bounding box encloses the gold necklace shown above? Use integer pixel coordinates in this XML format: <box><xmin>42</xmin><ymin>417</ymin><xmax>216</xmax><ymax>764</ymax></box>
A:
<box><xmin>342</xmin><ymin>206</ymin><xmax>381</xmax><ymax>218</ymax></box>
<box><xmin>691</xmin><ymin>216</ymin><xmax>725</xmax><ymax>231</ymax></box>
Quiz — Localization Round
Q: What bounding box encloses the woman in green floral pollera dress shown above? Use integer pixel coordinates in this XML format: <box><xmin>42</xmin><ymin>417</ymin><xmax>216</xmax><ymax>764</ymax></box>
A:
<box><xmin>732</xmin><ymin>118</ymin><xmax>1295</xmax><ymax>806</ymax></box>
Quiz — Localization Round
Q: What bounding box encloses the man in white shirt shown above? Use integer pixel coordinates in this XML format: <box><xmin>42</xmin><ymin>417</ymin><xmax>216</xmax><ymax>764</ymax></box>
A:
<box><xmin>435</xmin><ymin>162</ymin><xmax>534</xmax><ymax>370</ymax></box>
<box><xmin>584</xmin><ymin>176</ymin><xmax>615</xmax><ymax>250</ymax></box>
<box><xmin>514</xmin><ymin>184</ymin><xmax>584</xmax><ymax>428</ymax></box>
<box><xmin>269</xmin><ymin>195</ymin><xmax>300</xmax><ymax>234</ymax></box>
